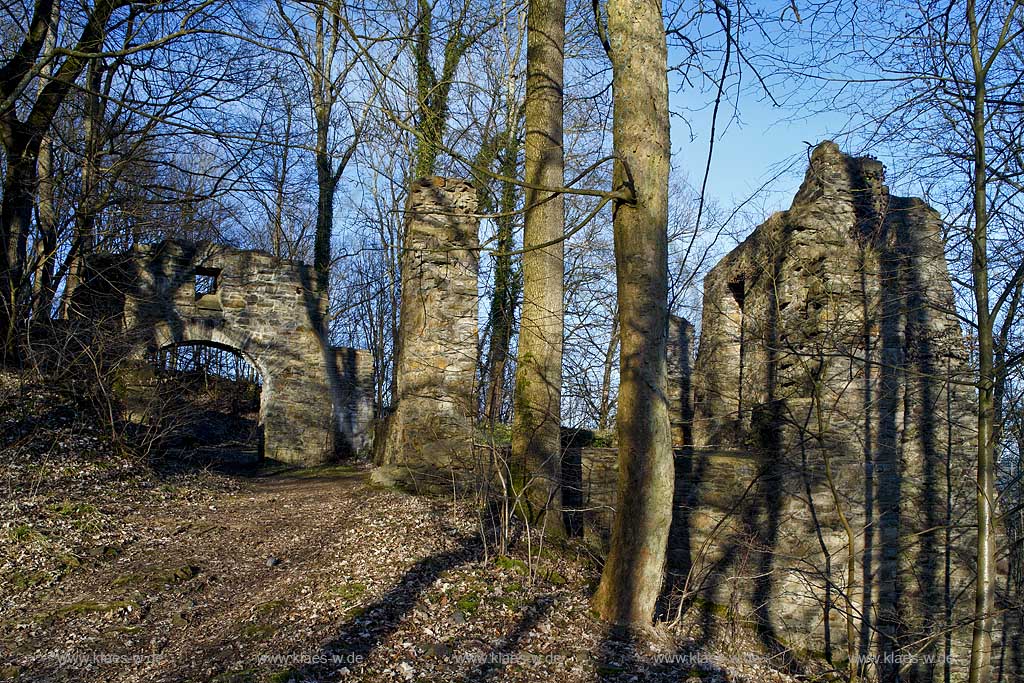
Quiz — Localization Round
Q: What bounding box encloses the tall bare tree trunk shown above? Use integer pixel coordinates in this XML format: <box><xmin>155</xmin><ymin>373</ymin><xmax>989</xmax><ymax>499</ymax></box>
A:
<box><xmin>314</xmin><ymin>105</ymin><xmax>335</xmax><ymax>293</ymax></box>
<box><xmin>272</xmin><ymin>90</ymin><xmax>293</xmax><ymax>259</ymax></box>
<box><xmin>62</xmin><ymin>57</ymin><xmax>104</xmax><ymax>316</ymax></box>
<box><xmin>312</xmin><ymin>5</ymin><xmax>334</xmax><ymax>295</ymax></box>
<box><xmin>968</xmin><ymin>2</ymin><xmax>996</xmax><ymax>680</ymax></box>
<box><xmin>511</xmin><ymin>0</ymin><xmax>565</xmax><ymax>532</ymax></box>
<box><xmin>592</xmin><ymin>0</ymin><xmax>673</xmax><ymax>627</ymax></box>
<box><xmin>32</xmin><ymin>1</ymin><xmax>60</xmax><ymax>322</ymax></box>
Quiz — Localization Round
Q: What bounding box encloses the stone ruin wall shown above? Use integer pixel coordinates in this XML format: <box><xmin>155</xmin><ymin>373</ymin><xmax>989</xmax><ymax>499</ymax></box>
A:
<box><xmin>80</xmin><ymin>240</ymin><xmax>374</xmax><ymax>465</ymax></box>
<box><xmin>574</xmin><ymin>143</ymin><xmax>1007</xmax><ymax>681</ymax></box>
<box><xmin>374</xmin><ymin>177</ymin><xmax>480</xmax><ymax>492</ymax></box>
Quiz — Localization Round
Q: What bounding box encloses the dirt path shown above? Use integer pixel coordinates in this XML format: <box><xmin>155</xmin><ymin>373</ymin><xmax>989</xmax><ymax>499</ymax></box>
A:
<box><xmin>2</xmin><ymin>463</ymin><xmax>800</xmax><ymax>683</ymax></box>
<box><xmin>3</xmin><ymin>466</ymin><xmax>489</xmax><ymax>683</ymax></box>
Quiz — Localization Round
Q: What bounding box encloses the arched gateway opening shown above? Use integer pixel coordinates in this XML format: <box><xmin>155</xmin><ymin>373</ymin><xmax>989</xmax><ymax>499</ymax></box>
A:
<box><xmin>150</xmin><ymin>342</ymin><xmax>264</xmax><ymax>464</ymax></box>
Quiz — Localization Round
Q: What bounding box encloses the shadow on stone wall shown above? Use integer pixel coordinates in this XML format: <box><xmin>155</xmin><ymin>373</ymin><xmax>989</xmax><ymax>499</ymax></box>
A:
<box><xmin>569</xmin><ymin>142</ymin><xmax>1005</xmax><ymax>682</ymax></box>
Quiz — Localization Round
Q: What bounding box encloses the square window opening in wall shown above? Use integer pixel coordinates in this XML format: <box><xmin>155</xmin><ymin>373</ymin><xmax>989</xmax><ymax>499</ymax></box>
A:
<box><xmin>194</xmin><ymin>267</ymin><xmax>221</xmax><ymax>299</ymax></box>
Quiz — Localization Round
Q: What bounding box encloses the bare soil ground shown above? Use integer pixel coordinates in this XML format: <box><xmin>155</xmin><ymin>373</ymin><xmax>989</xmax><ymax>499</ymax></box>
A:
<box><xmin>0</xmin><ymin>373</ymin><xmax>798</xmax><ymax>683</ymax></box>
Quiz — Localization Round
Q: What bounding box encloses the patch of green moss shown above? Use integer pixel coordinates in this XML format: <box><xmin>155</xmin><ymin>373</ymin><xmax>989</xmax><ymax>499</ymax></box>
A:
<box><xmin>110</xmin><ymin>574</ymin><xmax>139</xmax><ymax>588</ymax></box>
<box><xmin>57</xmin><ymin>552</ymin><xmax>81</xmax><ymax>570</ymax></box>
<box><xmin>254</xmin><ymin>600</ymin><xmax>291</xmax><ymax>617</ymax></box>
<box><xmin>542</xmin><ymin>569</ymin><xmax>567</xmax><ymax>586</ymax></box>
<box><xmin>476</xmin><ymin>422</ymin><xmax>513</xmax><ymax>445</ymax></box>
<box><xmin>286</xmin><ymin>464</ymin><xmax>363</xmax><ymax>480</ymax></box>
<box><xmin>241</xmin><ymin>624</ymin><xmax>277</xmax><ymax>640</ymax></box>
<box><xmin>455</xmin><ymin>592</ymin><xmax>481</xmax><ymax>614</ymax></box>
<box><xmin>55</xmin><ymin>600</ymin><xmax>137</xmax><ymax>617</ymax></box>
<box><xmin>0</xmin><ymin>665</ymin><xmax>22</xmax><ymax>680</ymax></box>
<box><xmin>496</xmin><ymin>555</ymin><xmax>529</xmax><ymax>576</ymax></box>
<box><xmin>8</xmin><ymin>525</ymin><xmax>43</xmax><ymax>544</ymax></box>
<box><xmin>498</xmin><ymin>593</ymin><xmax>528</xmax><ymax>610</ymax></box>
<box><xmin>111</xmin><ymin>563</ymin><xmax>200</xmax><ymax>589</ymax></box>
<box><xmin>157</xmin><ymin>564</ymin><xmax>201</xmax><ymax>584</ymax></box>
<box><xmin>11</xmin><ymin>570</ymin><xmax>48</xmax><ymax>589</ymax></box>
<box><xmin>689</xmin><ymin>596</ymin><xmax>730</xmax><ymax>618</ymax></box>
<box><xmin>87</xmin><ymin>544</ymin><xmax>121</xmax><ymax>560</ymax></box>
<box><xmin>268</xmin><ymin>668</ymin><xmax>300</xmax><ymax>683</ymax></box>
<box><xmin>46</xmin><ymin>500</ymin><xmax>97</xmax><ymax>517</ymax></box>
<box><xmin>326</xmin><ymin>581</ymin><xmax>366</xmax><ymax>602</ymax></box>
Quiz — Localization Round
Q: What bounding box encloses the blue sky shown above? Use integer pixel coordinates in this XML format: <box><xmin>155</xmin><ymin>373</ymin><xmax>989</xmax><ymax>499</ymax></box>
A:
<box><xmin>668</xmin><ymin>87</ymin><xmax>854</xmax><ymax>219</ymax></box>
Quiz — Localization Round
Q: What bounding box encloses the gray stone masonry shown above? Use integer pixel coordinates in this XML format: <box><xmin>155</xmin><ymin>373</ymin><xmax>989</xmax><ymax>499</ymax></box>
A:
<box><xmin>374</xmin><ymin>177</ymin><xmax>480</xmax><ymax>492</ymax></box>
<box><xmin>80</xmin><ymin>240</ymin><xmax>374</xmax><ymax>465</ymax></box>
<box><xmin>573</xmin><ymin>143</ymin><xmax>999</xmax><ymax>681</ymax></box>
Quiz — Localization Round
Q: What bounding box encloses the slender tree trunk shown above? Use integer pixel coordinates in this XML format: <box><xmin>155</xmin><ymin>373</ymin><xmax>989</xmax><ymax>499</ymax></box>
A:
<box><xmin>272</xmin><ymin>96</ymin><xmax>293</xmax><ymax>258</ymax></box>
<box><xmin>62</xmin><ymin>58</ymin><xmax>104</xmax><ymax>317</ymax></box>
<box><xmin>32</xmin><ymin>1</ymin><xmax>60</xmax><ymax>322</ymax></box>
<box><xmin>968</xmin><ymin>2</ymin><xmax>996</xmax><ymax>680</ymax></box>
<box><xmin>314</xmin><ymin>106</ymin><xmax>335</xmax><ymax>294</ymax></box>
<box><xmin>598</xmin><ymin>311</ymin><xmax>619</xmax><ymax>430</ymax></box>
<box><xmin>484</xmin><ymin>137</ymin><xmax>521</xmax><ymax>423</ymax></box>
<box><xmin>592</xmin><ymin>0</ymin><xmax>673</xmax><ymax>626</ymax></box>
<box><xmin>511</xmin><ymin>0</ymin><xmax>565</xmax><ymax>533</ymax></box>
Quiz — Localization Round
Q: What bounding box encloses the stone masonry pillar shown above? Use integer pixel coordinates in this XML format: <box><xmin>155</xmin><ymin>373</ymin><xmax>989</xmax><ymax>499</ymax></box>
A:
<box><xmin>374</xmin><ymin>177</ymin><xmax>479</xmax><ymax>491</ymax></box>
<box><xmin>667</xmin><ymin>314</ymin><xmax>694</xmax><ymax>449</ymax></box>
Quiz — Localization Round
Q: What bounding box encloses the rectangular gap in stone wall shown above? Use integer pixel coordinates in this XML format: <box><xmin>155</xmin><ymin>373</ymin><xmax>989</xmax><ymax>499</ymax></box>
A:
<box><xmin>727</xmin><ymin>278</ymin><xmax>746</xmax><ymax>419</ymax></box>
<box><xmin>194</xmin><ymin>267</ymin><xmax>221</xmax><ymax>299</ymax></box>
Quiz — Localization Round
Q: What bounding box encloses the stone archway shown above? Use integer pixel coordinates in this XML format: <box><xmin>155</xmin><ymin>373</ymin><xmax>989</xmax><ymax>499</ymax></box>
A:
<box><xmin>80</xmin><ymin>240</ymin><xmax>374</xmax><ymax>465</ymax></box>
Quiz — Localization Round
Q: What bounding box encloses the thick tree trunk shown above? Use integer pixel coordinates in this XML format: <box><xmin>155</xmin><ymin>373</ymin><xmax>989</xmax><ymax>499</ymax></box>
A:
<box><xmin>0</xmin><ymin>151</ymin><xmax>35</xmax><ymax>360</ymax></box>
<box><xmin>592</xmin><ymin>0</ymin><xmax>673</xmax><ymax>627</ymax></box>
<box><xmin>511</xmin><ymin>0</ymin><xmax>565</xmax><ymax>533</ymax></box>
<box><xmin>314</xmin><ymin>109</ymin><xmax>334</xmax><ymax>295</ymax></box>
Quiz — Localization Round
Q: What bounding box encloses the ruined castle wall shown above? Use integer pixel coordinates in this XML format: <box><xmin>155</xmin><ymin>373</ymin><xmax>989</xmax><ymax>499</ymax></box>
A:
<box><xmin>375</xmin><ymin>178</ymin><xmax>480</xmax><ymax>491</ymax></box>
<box><xmin>685</xmin><ymin>142</ymin><xmax>979</xmax><ymax>678</ymax></box>
<box><xmin>668</xmin><ymin>315</ymin><xmax>695</xmax><ymax>449</ymax></box>
<box><xmin>89</xmin><ymin>240</ymin><xmax>374</xmax><ymax>465</ymax></box>
<box><xmin>576</xmin><ymin>143</ymin><xmax>990</xmax><ymax>680</ymax></box>
<box><xmin>333</xmin><ymin>347</ymin><xmax>375</xmax><ymax>456</ymax></box>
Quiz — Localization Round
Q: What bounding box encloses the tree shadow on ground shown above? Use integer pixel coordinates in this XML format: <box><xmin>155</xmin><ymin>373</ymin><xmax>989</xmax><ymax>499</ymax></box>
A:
<box><xmin>295</xmin><ymin>534</ymin><xmax>482</xmax><ymax>681</ymax></box>
<box><xmin>595</xmin><ymin>627</ymin><xmax>737</xmax><ymax>683</ymax></box>
<box><xmin>454</xmin><ymin>596</ymin><xmax>554</xmax><ymax>682</ymax></box>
